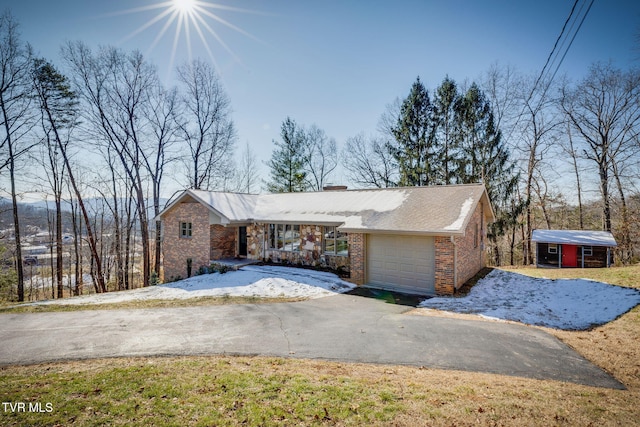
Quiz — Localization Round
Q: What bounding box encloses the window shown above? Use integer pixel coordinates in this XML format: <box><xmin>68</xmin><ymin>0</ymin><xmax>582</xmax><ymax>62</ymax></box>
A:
<box><xmin>474</xmin><ymin>223</ymin><xmax>479</xmax><ymax>248</ymax></box>
<box><xmin>267</xmin><ymin>224</ymin><xmax>300</xmax><ymax>251</ymax></box>
<box><xmin>548</xmin><ymin>244</ymin><xmax>557</xmax><ymax>254</ymax></box>
<box><xmin>324</xmin><ymin>226</ymin><xmax>348</xmax><ymax>256</ymax></box>
<box><xmin>583</xmin><ymin>246</ymin><xmax>593</xmax><ymax>256</ymax></box>
<box><xmin>180</xmin><ymin>222</ymin><xmax>192</xmax><ymax>238</ymax></box>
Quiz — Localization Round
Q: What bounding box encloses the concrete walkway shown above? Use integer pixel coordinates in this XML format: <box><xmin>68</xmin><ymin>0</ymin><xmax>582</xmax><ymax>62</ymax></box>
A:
<box><xmin>0</xmin><ymin>294</ymin><xmax>623</xmax><ymax>389</ymax></box>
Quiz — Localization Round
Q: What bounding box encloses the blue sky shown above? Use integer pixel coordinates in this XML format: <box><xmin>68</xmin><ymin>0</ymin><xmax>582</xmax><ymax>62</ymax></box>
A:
<box><xmin>7</xmin><ymin>0</ymin><xmax>640</xmax><ymax>190</ymax></box>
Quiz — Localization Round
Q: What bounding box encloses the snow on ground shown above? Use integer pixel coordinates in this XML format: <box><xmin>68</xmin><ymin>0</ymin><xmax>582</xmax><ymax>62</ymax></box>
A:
<box><xmin>419</xmin><ymin>269</ymin><xmax>640</xmax><ymax>330</ymax></box>
<box><xmin>32</xmin><ymin>266</ymin><xmax>355</xmax><ymax>306</ymax></box>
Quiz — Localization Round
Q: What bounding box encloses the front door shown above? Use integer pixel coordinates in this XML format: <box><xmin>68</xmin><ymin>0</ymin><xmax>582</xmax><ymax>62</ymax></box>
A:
<box><xmin>238</xmin><ymin>226</ymin><xmax>247</xmax><ymax>257</ymax></box>
<box><xmin>561</xmin><ymin>244</ymin><xmax>578</xmax><ymax>268</ymax></box>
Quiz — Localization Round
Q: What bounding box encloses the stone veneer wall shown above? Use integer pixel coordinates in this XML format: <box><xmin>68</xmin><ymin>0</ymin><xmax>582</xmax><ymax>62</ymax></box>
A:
<box><xmin>246</xmin><ymin>223</ymin><xmax>350</xmax><ymax>274</ymax></box>
<box><xmin>347</xmin><ymin>233</ymin><xmax>365</xmax><ymax>285</ymax></box>
<box><xmin>434</xmin><ymin>201</ymin><xmax>487</xmax><ymax>295</ymax></box>
<box><xmin>161</xmin><ymin>201</ymin><xmax>210</xmax><ymax>282</ymax></box>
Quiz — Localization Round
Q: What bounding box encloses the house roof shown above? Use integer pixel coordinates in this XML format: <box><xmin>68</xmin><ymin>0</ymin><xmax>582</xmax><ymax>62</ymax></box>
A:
<box><xmin>158</xmin><ymin>184</ymin><xmax>494</xmax><ymax>236</ymax></box>
<box><xmin>531</xmin><ymin>229</ymin><xmax>618</xmax><ymax>247</ymax></box>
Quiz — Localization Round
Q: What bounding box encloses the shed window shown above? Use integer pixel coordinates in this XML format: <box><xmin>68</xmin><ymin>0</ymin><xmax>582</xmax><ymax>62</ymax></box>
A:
<box><xmin>548</xmin><ymin>244</ymin><xmax>557</xmax><ymax>254</ymax></box>
<box><xmin>324</xmin><ymin>226</ymin><xmax>348</xmax><ymax>256</ymax></box>
<box><xmin>583</xmin><ymin>246</ymin><xmax>593</xmax><ymax>256</ymax></box>
<box><xmin>180</xmin><ymin>222</ymin><xmax>192</xmax><ymax>238</ymax></box>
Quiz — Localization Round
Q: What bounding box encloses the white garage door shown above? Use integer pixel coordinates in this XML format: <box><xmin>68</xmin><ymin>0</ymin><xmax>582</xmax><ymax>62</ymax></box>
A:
<box><xmin>367</xmin><ymin>234</ymin><xmax>435</xmax><ymax>294</ymax></box>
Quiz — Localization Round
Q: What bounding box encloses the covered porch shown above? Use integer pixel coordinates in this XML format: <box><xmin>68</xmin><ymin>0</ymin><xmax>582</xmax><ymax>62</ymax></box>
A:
<box><xmin>531</xmin><ymin>229</ymin><xmax>617</xmax><ymax>268</ymax></box>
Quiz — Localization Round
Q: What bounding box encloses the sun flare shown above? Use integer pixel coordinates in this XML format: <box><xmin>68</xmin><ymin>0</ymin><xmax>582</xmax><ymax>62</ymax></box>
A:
<box><xmin>173</xmin><ymin>0</ymin><xmax>196</xmax><ymax>14</ymax></box>
<box><xmin>111</xmin><ymin>0</ymin><xmax>265</xmax><ymax>78</ymax></box>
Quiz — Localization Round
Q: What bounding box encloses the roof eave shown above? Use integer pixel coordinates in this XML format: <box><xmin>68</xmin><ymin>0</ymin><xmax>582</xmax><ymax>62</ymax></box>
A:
<box><xmin>338</xmin><ymin>227</ymin><xmax>464</xmax><ymax>236</ymax></box>
<box><xmin>155</xmin><ymin>189</ymin><xmax>232</xmax><ymax>224</ymax></box>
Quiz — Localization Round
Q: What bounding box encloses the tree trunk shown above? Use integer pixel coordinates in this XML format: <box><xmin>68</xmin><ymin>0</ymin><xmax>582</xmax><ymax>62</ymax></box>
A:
<box><xmin>8</xmin><ymin>144</ymin><xmax>24</xmax><ymax>301</ymax></box>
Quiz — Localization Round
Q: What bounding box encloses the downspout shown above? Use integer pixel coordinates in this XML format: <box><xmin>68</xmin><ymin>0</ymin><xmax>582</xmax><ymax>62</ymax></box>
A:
<box><xmin>450</xmin><ymin>235</ymin><xmax>458</xmax><ymax>293</ymax></box>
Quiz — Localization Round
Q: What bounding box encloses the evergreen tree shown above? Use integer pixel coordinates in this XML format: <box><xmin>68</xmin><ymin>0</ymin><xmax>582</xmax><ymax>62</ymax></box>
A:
<box><xmin>432</xmin><ymin>76</ymin><xmax>461</xmax><ymax>184</ymax></box>
<box><xmin>388</xmin><ymin>77</ymin><xmax>437</xmax><ymax>186</ymax></box>
<box><xmin>456</xmin><ymin>82</ymin><xmax>521</xmax><ymax>265</ymax></box>
<box><xmin>266</xmin><ymin>117</ymin><xmax>308</xmax><ymax>192</ymax></box>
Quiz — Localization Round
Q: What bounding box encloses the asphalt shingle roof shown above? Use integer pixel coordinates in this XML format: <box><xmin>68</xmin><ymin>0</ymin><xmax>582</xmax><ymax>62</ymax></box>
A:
<box><xmin>160</xmin><ymin>184</ymin><xmax>493</xmax><ymax>235</ymax></box>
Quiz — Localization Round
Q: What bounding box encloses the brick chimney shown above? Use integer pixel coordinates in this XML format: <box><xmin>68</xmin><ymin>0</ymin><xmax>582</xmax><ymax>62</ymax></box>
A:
<box><xmin>322</xmin><ymin>185</ymin><xmax>348</xmax><ymax>191</ymax></box>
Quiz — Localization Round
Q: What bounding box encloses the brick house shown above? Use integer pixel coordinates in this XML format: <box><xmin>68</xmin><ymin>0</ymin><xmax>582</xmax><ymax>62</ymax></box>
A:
<box><xmin>156</xmin><ymin>184</ymin><xmax>494</xmax><ymax>295</ymax></box>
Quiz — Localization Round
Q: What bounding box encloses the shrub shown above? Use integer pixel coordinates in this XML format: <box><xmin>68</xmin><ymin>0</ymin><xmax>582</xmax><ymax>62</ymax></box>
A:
<box><xmin>148</xmin><ymin>271</ymin><xmax>160</xmax><ymax>286</ymax></box>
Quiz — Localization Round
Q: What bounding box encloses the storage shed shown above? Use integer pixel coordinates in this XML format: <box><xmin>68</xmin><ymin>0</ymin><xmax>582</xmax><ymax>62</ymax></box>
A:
<box><xmin>531</xmin><ymin>229</ymin><xmax>617</xmax><ymax>268</ymax></box>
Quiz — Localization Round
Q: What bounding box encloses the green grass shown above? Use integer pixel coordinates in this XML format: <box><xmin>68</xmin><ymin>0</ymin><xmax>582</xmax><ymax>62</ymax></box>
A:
<box><xmin>1</xmin><ymin>356</ymin><xmax>639</xmax><ymax>426</ymax></box>
<box><xmin>0</xmin><ymin>296</ymin><xmax>306</xmax><ymax>314</ymax></box>
<box><xmin>0</xmin><ymin>357</ymin><xmax>404</xmax><ymax>426</ymax></box>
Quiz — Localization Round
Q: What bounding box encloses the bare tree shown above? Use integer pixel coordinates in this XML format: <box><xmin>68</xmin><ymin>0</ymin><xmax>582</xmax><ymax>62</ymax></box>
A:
<box><xmin>561</xmin><ymin>121</ymin><xmax>585</xmax><ymax>229</ymax></box>
<box><xmin>560</xmin><ymin>62</ymin><xmax>640</xmax><ymax>245</ymax></box>
<box><xmin>176</xmin><ymin>59</ymin><xmax>236</xmax><ymax>190</ymax></box>
<box><xmin>32</xmin><ymin>57</ymin><xmax>107</xmax><ymax>294</ymax></box>
<box><xmin>63</xmin><ymin>42</ymin><xmax>157</xmax><ymax>287</ymax></box>
<box><xmin>0</xmin><ymin>11</ymin><xmax>35</xmax><ymax>301</ymax></box>
<box><xmin>235</xmin><ymin>142</ymin><xmax>259</xmax><ymax>193</ymax></box>
<box><xmin>516</xmin><ymin>74</ymin><xmax>561</xmax><ymax>265</ymax></box>
<box><xmin>304</xmin><ymin>125</ymin><xmax>338</xmax><ymax>191</ymax></box>
<box><xmin>342</xmin><ymin>134</ymin><xmax>397</xmax><ymax>188</ymax></box>
<box><xmin>145</xmin><ymin>85</ymin><xmax>178</xmax><ymax>276</ymax></box>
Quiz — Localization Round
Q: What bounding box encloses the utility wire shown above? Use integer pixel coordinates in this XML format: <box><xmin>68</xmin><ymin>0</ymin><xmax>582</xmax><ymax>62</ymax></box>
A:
<box><xmin>505</xmin><ymin>0</ymin><xmax>594</xmax><ymax>144</ymax></box>
<box><xmin>527</xmin><ymin>0</ymin><xmax>580</xmax><ymax>106</ymax></box>
<box><xmin>541</xmin><ymin>0</ymin><xmax>595</xmax><ymax>101</ymax></box>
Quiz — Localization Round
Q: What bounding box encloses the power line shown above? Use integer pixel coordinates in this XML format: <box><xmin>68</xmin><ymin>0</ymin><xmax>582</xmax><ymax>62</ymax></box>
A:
<box><xmin>506</xmin><ymin>0</ymin><xmax>595</xmax><ymax>143</ymax></box>
<box><xmin>527</xmin><ymin>0</ymin><xmax>581</xmax><ymax>106</ymax></box>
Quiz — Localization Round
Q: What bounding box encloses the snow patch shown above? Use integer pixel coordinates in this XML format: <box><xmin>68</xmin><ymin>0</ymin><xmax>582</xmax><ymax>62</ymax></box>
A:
<box><xmin>30</xmin><ymin>266</ymin><xmax>356</xmax><ymax>306</ymax></box>
<box><xmin>419</xmin><ymin>269</ymin><xmax>640</xmax><ymax>330</ymax></box>
<box><xmin>443</xmin><ymin>196</ymin><xmax>474</xmax><ymax>231</ymax></box>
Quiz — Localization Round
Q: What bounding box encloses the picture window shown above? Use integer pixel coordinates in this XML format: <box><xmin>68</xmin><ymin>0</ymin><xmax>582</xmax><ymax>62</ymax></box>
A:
<box><xmin>267</xmin><ymin>224</ymin><xmax>300</xmax><ymax>251</ymax></box>
<box><xmin>324</xmin><ymin>226</ymin><xmax>348</xmax><ymax>256</ymax></box>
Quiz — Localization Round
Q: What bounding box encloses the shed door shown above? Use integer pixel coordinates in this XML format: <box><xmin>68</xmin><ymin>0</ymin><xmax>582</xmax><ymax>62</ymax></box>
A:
<box><xmin>367</xmin><ymin>234</ymin><xmax>435</xmax><ymax>294</ymax></box>
<box><xmin>561</xmin><ymin>244</ymin><xmax>578</xmax><ymax>268</ymax></box>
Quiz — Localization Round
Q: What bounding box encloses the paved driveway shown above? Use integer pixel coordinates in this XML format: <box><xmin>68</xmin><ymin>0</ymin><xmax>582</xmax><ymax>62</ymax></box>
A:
<box><xmin>0</xmin><ymin>294</ymin><xmax>623</xmax><ymax>389</ymax></box>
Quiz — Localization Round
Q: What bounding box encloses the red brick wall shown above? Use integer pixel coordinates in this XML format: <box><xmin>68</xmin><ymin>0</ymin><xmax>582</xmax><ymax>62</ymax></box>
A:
<box><xmin>435</xmin><ymin>236</ymin><xmax>455</xmax><ymax>295</ymax></box>
<box><xmin>161</xmin><ymin>201</ymin><xmax>210</xmax><ymax>281</ymax></box>
<box><xmin>210</xmin><ymin>224</ymin><xmax>236</xmax><ymax>259</ymax></box>
<box><xmin>455</xmin><ymin>201</ymin><xmax>486</xmax><ymax>286</ymax></box>
<box><xmin>348</xmin><ymin>233</ymin><xmax>365</xmax><ymax>285</ymax></box>
<box><xmin>434</xmin><ymin>201</ymin><xmax>487</xmax><ymax>295</ymax></box>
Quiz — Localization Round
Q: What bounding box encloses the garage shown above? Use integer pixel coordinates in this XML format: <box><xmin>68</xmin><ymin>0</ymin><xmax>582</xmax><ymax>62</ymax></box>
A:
<box><xmin>367</xmin><ymin>234</ymin><xmax>435</xmax><ymax>294</ymax></box>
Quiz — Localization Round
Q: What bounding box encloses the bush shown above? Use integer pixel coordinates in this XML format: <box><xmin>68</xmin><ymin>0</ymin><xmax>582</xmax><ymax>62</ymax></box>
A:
<box><xmin>195</xmin><ymin>265</ymin><xmax>209</xmax><ymax>276</ymax></box>
<box><xmin>209</xmin><ymin>263</ymin><xmax>230</xmax><ymax>274</ymax></box>
<box><xmin>148</xmin><ymin>271</ymin><xmax>160</xmax><ymax>286</ymax></box>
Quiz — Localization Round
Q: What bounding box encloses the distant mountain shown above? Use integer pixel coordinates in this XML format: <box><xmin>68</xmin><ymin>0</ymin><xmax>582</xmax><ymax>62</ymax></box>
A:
<box><xmin>0</xmin><ymin>197</ymin><xmax>170</xmax><ymax>234</ymax></box>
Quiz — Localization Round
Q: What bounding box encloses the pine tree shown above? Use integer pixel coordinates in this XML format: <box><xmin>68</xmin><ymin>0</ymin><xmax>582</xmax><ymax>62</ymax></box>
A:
<box><xmin>456</xmin><ymin>82</ymin><xmax>521</xmax><ymax>265</ymax></box>
<box><xmin>432</xmin><ymin>76</ymin><xmax>460</xmax><ymax>184</ymax></box>
<box><xmin>388</xmin><ymin>77</ymin><xmax>437</xmax><ymax>186</ymax></box>
<box><xmin>266</xmin><ymin>117</ymin><xmax>308</xmax><ymax>193</ymax></box>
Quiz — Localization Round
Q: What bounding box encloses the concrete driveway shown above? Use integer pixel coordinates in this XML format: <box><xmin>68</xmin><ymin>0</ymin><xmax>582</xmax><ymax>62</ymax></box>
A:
<box><xmin>0</xmin><ymin>293</ymin><xmax>623</xmax><ymax>389</ymax></box>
